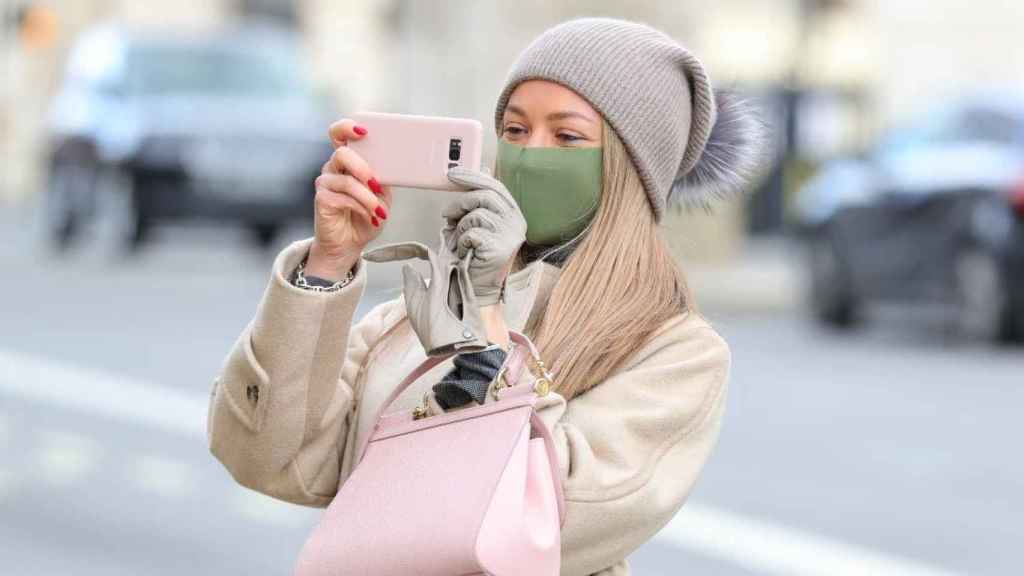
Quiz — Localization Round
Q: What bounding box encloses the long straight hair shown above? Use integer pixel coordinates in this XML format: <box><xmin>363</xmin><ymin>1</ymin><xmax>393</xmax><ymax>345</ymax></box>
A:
<box><xmin>509</xmin><ymin>120</ymin><xmax>697</xmax><ymax>401</ymax></box>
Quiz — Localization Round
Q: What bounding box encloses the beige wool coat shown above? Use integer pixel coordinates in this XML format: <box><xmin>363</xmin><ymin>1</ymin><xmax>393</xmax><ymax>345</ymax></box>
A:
<box><xmin>206</xmin><ymin>236</ymin><xmax>731</xmax><ymax>576</ymax></box>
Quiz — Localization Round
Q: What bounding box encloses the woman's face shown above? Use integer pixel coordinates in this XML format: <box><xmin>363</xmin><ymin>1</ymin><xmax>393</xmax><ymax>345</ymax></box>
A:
<box><xmin>500</xmin><ymin>80</ymin><xmax>602</xmax><ymax>149</ymax></box>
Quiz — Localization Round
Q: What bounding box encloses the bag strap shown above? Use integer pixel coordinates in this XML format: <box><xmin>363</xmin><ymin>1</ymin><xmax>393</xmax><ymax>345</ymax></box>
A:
<box><xmin>354</xmin><ymin>329</ymin><xmax>542</xmax><ymax>465</ymax></box>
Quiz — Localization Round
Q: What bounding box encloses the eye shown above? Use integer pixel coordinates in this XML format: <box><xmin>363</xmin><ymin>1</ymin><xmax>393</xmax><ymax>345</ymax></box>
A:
<box><xmin>503</xmin><ymin>125</ymin><xmax>527</xmax><ymax>137</ymax></box>
<box><xmin>557</xmin><ymin>132</ymin><xmax>583</xmax><ymax>143</ymax></box>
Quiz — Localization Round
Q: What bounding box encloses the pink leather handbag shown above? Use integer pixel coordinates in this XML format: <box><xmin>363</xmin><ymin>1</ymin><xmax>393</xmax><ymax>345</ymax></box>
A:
<box><xmin>293</xmin><ymin>329</ymin><xmax>566</xmax><ymax>576</ymax></box>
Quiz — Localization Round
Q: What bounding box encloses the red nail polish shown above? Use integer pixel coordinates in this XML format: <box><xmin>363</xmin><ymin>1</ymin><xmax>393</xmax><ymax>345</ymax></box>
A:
<box><xmin>353</xmin><ymin>125</ymin><xmax>368</xmax><ymax>136</ymax></box>
<box><xmin>371</xmin><ymin>215</ymin><xmax>380</xmax><ymax>227</ymax></box>
<box><xmin>374</xmin><ymin>205</ymin><xmax>388</xmax><ymax>220</ymax></box>
<box><xmin>368</xmin><ymin>177</ymin><xmax>382</xmax><ymax>195</ymax></box>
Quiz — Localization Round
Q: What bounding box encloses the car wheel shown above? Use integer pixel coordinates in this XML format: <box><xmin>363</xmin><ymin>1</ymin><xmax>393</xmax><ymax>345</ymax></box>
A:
<box><xmin>807</xmin><ymin>228</ymin><xmax>857</xmax><ymax>327</ymax></box>
<box><xmin>94</xmin><ymin>167</ymin><xmax>151</xmax><ymax>256</ymax></box>
<box><xmin>953</xmin><ymin>247</ymin><xmax>1013</xmax><ymax>343</ymax></box>
<box><xmin>247</xmin><ymin>223</ymin><xmax>280</xmax><ymax>251</ymax></box>
<box><xmin>44</xmin><ymin>160</ymin><xmax>93</xmax><ymax>252</ymax></box>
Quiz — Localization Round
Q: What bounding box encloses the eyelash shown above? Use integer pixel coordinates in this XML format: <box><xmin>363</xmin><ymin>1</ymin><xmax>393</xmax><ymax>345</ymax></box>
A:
<box><xmin>502</xmin><ymin>126</ymin><xmax>583</xmax><ymax>142</ymax></box>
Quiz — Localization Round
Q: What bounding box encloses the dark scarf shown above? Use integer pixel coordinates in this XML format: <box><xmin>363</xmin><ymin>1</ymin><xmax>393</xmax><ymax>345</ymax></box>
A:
<box><xmin>432</xmin><ymin>236</ymin><xmax>581</xmax><ymax>409</ymax></box>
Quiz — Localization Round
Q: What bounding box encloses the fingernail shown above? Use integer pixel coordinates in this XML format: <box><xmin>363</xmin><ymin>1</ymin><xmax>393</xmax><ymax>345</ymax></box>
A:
<box><xmin>371</xmin><ymin>215</ymin><xmax>380</xmax><ymax>227</ymax></box>
<box><xmin>374</xmin><ymin>205</ymin><xmax>388</xmax><ymax>220</ymax></box>
<box><xmin>353</xmin><ymin>125</ymin><xmax>368</xmax><ymax>136</ymax></box>
<box><xmin>368</xmin><ymin>177</ymin><xmax>382</xmax><ymax>195</ymax></box>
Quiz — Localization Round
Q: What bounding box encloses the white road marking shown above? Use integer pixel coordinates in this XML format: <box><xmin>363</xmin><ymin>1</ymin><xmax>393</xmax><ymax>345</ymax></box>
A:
<box><xmin>35</xmin><ymin>430</ymin><xmax>101</xmax><ymax>486</ymax></box>
<box><xmin>658</xmin><ymin>501</ymin><xmax>963</xmax><ymax>576</ymax></box>
<box><xmin>128</xmin><ymin>454</ymin><xmax>198</xmax><ymax>498</ymax></box>
<box><xmin>1</xmin><ymin>347</ymin><xmax>965</xmax><ymax>575</ymax></box>
<box><xmin>0</xmin><ymin>348</ymin><xmax>207</xmax><ymax>438</ymax></box>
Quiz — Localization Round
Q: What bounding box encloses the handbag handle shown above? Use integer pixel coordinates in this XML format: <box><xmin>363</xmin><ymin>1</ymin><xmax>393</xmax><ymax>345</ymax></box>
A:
<box><xmin>354</xmin><ymin>329</ymin><xmax>543</xmax><ymax>466</ymax></box>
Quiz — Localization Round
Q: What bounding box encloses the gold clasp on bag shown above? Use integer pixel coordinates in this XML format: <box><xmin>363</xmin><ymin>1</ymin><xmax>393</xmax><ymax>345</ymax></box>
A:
<box><xmin>412</xmin><ymin>391</ymin><xmax>431</xmax><ymax>420</ymax></box>
<box><xmin>491</xmin><ymin>351</ymin><xmax>553</xmax><ymax>401</ymax></box>
<box><xmin>529</xmin><ymin>356</ymin><xmax>552</xmax><ymax>397</ymax></box>
<box><xmin>490</xmin><ymin>366</ymin><xmax>512</xmax><ymax>401</ymax></box>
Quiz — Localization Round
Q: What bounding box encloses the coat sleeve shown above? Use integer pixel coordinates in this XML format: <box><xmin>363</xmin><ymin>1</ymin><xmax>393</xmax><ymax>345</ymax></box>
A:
<box><xmin>206</xmin><ymin>237</ymin><xmax>403</xmax><ymax>508</ymax></box>
<box><xmin>533</xmin><ymin>318</ymin><xmax>731</xmax><ymax>576</ymax></box>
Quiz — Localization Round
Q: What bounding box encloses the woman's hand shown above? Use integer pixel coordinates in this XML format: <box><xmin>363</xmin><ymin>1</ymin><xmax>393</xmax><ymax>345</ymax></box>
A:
<box><xmin>443</xmin><ymin>167</ymin><xmax>527</xmax><ymax>307</ymax></box>
<box><xmin>306</xmin><ymin>119</ymin><xmax>393</xmax><ymax>280</ymax></box>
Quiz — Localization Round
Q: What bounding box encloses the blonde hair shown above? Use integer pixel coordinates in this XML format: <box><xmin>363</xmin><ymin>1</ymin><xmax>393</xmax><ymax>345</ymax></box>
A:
<box><xmin>510</xmin><ymin>120</ymin><xmax>697</xmax><ymax>401</ymax></box>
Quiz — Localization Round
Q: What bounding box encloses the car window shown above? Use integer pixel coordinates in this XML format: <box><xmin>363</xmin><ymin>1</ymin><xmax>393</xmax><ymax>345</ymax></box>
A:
<box><xmin>875</xmin><ymin>108</ymin><xmax>957</xmax><ymax>155</ymax></box>
<box><xmin>124</xmin><ymin>41</ymin><xmax>311</xmax><ymax>97</ymax></box>
<box><xmin>873</xmin><ymin>104</ymin><xmax>1024</xmax><ymax>162</ymax></box>
<box><xmin>956</xmin><ymin>107</ymin><xmax>1023</xmax><ymax>145</ymax></box>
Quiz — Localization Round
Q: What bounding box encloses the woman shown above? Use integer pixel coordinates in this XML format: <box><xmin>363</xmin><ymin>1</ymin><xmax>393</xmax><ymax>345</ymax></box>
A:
<box><xmin>207</xmin><ymin>17</ymin><xmax>763</xmax><ymax>576</ymax></box>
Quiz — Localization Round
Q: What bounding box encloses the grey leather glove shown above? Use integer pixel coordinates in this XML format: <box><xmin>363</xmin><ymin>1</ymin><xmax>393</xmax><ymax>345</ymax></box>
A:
<box><xmin>443</xmin><ymin>167</ymin><xmax>527</xmax><ymax>307</ymax></box>
<box><xmin>363</xmin><ymin>228</ymin><xmax>490</xmax><ymax>357</ymax></box>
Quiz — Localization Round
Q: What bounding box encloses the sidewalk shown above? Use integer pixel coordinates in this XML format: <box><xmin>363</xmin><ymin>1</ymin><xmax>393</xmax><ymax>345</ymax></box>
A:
<box><xmin>362</xmin><ymin>235</ymin><xmax>805</xmax><ymax>316</ymax></box>
<box><xmin>682</xmin><ymin>236</ymin><xmax>804</xmax><ymax>315</ymax></box>
<box><xmin>4</xmin><ymin>186</ymin><xmax>801</xmax><ymax>318</ymax></box>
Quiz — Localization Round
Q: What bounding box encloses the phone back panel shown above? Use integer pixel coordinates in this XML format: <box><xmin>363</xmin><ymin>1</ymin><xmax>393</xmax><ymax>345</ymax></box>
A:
<box><xmin>348</xmin><ymin>111</ymin><xmax>483</xmax><ymax>191</ymax></box>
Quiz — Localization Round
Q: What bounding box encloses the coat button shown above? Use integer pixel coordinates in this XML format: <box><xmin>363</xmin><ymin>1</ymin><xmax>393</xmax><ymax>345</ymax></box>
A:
<box><xmin>463</xmin><ymin>330</ymin><xmax>473</xmax><ymax>339</ymax></box>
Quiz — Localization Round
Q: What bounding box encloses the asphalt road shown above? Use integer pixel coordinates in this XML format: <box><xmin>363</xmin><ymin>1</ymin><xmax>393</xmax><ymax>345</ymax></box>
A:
<box><xmin>1</xmin><ymin>205</ymin><xmax>1021</xmax><ymax>575</ymax></box>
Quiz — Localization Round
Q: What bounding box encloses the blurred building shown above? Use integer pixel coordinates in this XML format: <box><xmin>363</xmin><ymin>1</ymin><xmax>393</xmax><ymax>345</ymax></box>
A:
<box><xmin>1</xmin><ymin>0</ymin><xmax>231</xmax><ymax>206</ymax></box>
<box><xmin>4</xmin><ymin>0</ymin><xmax>1024</xmax><ymax>260</ymax></box>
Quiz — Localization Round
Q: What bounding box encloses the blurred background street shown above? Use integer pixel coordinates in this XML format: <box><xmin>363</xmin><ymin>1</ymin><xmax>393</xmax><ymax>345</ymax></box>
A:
<box><xmin>2</xmin><ymin>0</ymin><xmax>1023</xmax><ymax>574</ymax></box>
<box><xmin>3</xmin><ymin>209</ymin><xmax>1021</xmax><ymax>575</ymax></box>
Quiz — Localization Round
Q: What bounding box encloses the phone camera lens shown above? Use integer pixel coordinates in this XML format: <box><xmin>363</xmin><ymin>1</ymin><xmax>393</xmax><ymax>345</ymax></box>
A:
<box><xmin>448</xmin><ymin>138</ymin><xmax>462</xmax><ymax>161</ymax></box>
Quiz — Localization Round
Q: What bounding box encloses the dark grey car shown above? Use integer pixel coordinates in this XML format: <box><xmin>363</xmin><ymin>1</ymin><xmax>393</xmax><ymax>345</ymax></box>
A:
<box><xmin>795</xmin><ymin>94</ymin><xmax>1024</xmax><ymax>343</ymax></box>
<box><xmin>45</xmin><ymin>22</ymin><xmax>334</xmax><ymax>252</ymax></box>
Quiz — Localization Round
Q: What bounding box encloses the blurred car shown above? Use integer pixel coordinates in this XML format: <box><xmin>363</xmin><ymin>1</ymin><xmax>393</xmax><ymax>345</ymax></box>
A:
<box><xmin>795</xmin><ymin>93</ymin><xmax>1024</xmax><ymax>343</ymax></box>
<box><xmin>44</xmin><ymin>22</ymin><xmax>334</xmax><ymax>251</ymax></box>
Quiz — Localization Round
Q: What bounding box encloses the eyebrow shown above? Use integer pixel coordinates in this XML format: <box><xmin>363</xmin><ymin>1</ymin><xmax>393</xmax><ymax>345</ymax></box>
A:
<box><xmin>505</xmin><ymin>104</ymin><xmax>596</xmax><ymax>124</ymax></box>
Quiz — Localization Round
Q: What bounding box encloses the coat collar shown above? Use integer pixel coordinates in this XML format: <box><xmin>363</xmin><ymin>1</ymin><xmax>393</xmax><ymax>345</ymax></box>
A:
<box><xmin>502</xmin><ymin>258</ymin><xmax>563</xmax><ymax>333</ymax></box>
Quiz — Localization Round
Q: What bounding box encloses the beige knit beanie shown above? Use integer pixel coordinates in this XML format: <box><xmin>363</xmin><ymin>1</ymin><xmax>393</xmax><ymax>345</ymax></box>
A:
<box><xmin>494</xmin><ymin>17</ymin><xmax>765</xmax><ymax>222</ymax></box>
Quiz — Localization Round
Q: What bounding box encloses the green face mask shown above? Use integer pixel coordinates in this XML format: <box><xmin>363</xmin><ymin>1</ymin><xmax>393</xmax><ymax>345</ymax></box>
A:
<box><xmin>495</xmin><ymin>139</ymin><xmax>602</xmax><ymax>247</ymax></box>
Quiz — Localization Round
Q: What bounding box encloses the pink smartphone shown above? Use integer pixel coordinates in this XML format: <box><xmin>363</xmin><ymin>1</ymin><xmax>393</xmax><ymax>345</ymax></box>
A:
<box><xmin>348</xmin><ymin>111</ymin><xmax>483</xmax><ymax>191</ymax></box>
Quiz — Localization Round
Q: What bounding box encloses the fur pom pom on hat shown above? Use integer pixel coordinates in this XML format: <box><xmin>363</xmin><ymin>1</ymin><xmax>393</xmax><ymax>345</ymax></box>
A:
<box><xmin>494</xmin><ymin>17</ymin><xmax>767</xmax><ymax>222</ymax></box>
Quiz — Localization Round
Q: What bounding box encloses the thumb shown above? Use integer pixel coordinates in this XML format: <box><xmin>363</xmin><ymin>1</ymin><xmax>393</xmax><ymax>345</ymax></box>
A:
<box><xmin>447</xmin><ymin>165</ymin><xmax>497</xmax><ymax>191</ymax></box>
<box><xmin>447</xmin><ymin>166</ymin><xmax>516</xmax><ymax>211</ymax></box>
